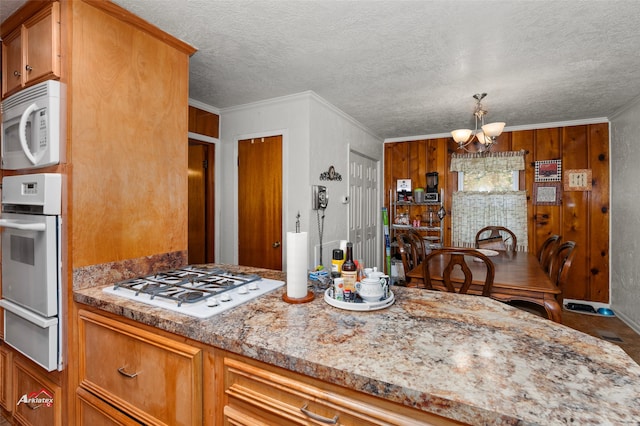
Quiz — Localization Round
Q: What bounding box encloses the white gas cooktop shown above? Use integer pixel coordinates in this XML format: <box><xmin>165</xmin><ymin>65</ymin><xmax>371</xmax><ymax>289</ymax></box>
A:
<box><xmin>103</xmin><ymin>266</ymin><xmax>285</xmax><ymax>319</ymax></box>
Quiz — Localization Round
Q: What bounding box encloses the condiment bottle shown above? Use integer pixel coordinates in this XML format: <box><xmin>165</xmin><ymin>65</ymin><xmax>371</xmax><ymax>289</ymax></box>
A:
<box><xmin>331</xmin><ymin>249</ymin><xmax>344</xmax><ymax>278</ymax></box>
<box><xmin>341</xmin><ymin>242</ymin><xmax>357</xmax><ymax>299</ymax></box>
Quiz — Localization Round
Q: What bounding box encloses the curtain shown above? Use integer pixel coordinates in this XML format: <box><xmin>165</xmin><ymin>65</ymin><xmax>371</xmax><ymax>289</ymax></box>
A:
<box><xmin>450</xmin><ymin>149</ymin><xmax>526</xmax><ymax>173</ymax></box>
<box><xmin>450</xmin><ymin>151</ymin><xmax>529</xmax><ymax>251</ymax></box>
<box><xmin>451</xmin><ymin>191</ymin><xmax>528</xmax><ymax>251</ymax></box>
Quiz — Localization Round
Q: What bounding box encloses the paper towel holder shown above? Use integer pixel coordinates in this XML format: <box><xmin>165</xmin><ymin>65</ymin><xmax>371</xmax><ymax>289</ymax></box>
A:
<box><xmin>282</xmin><ymin>290</ymin><xmax>315</xmax><ymax>304</ymax></box>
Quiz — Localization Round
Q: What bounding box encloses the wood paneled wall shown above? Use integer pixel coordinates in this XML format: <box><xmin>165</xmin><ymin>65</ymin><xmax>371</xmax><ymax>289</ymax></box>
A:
<box><xmin>384</xmin><ymin>122</ymin><xmax>610</xmax><ymax>303</ymax></box>
<box><xmin>188</xmin><ymin>106</ymin><xmax>219</xmax><ymax>138</ymax></box>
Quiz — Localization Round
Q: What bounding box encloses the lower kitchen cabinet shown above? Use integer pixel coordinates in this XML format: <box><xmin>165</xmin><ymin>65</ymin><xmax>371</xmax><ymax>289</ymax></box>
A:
<box><xmin>77</xmin><ymin>309</ymin><xmax>203</xmax><ymax>426</ymax></box>
<box><xmin>76</xmin><ymin>307</ymin><xmax>456</xmax><ymax>425</ymax></box>
<box><xmin>220</xmin><ymin>351</ymin><xmax>454</xmax><ymax>426</ymax></box>
<box><xmin>0</xmin><ymin>344</ymin><xmax>11</xmax><ymax>412</ymax></box>
<box><xmin>76</xmin><ymin>387</ymin><xmax>141</xmax><ymax>425</ymax></box>
<box><xmin>12</xmin><ymin>356</ymin><xmax>62</xmax><ymax>426</ymax></box>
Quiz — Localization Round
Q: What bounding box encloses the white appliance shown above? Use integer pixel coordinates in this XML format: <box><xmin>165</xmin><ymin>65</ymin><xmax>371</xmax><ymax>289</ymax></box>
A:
<box><xmin>0</xmin><ymin>80</ymin><xmax>66</xmax><ymax>170</ymax></box>
<box><xmin>103</xmin><ymin>267</ymin><xmax>285</xmax><ymax>319</ymax></box>
<box><xmin>0</xmin><ymin>173</ymin><xmax>62</xmax><ymax>371</ymax></box>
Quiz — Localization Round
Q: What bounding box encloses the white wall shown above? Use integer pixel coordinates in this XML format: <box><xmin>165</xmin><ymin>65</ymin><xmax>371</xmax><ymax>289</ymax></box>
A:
<box><xmin>610</xmin><ymin>95</ymin><xmax>640</xmax><ymax>332</ymax></box>
<box><xmin>218</xmin><ymin>91</ymin><xmax>383</xmax><ymax>270</ymax></box>
<box><xmin>308</xmin><ymin>94</ymin><xmax>384</xmax><ymax>269</ymax></box>
<box><xmin>218</xmin><ymin>93</ymin><xmax>311</xmax><ymax>265</ymax></box>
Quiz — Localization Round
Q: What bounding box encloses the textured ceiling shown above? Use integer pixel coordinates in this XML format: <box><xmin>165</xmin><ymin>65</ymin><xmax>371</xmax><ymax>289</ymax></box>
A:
<box><xmin>3</xmin><ymin>1</ymin><xmax>640</xmax><ymax>139</ymax></box>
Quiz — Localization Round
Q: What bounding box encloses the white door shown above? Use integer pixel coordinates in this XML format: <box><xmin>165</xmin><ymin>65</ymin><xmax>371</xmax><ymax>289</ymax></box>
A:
<box><xmin>348</xmin><ymin>151</ymin><xmax>379</xmax><ymax>270</ymax></box>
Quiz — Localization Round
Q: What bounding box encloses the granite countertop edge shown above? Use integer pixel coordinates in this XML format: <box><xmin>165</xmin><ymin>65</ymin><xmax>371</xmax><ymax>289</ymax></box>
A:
<box><xmin>73</xmin><ymin>286</ymin><xmax>520</xmax><ymax>425</ymax></box>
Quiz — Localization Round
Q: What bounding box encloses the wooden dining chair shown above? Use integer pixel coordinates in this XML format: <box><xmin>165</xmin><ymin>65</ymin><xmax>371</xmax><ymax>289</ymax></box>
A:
<box><xmin>537</xmin><ymin>234</ymin><xmax>561</xmax><ymax>274</ymax></box>
<box><xmin>421</xmin><ymin>248</ymin><xmax>495</xmax><ymax>296</ymax></box>
<box><xmin>396</xmin><ymin>232</ymin><xmax>419</xmax><ymax>283</ymax></box>
<box><xmin>406</xmin><ymin>229</ymin><xmax>427</xmax><ymax>263</ymax></box>
<box><xmin>548</xmin><ymin>241</ymin><xmax>577</xmax><ymax>306</ymax></box>
<box><xmin>475</xmin><ymin>226</ymin><xmax>517</xmax><ymax>252</ymax></box>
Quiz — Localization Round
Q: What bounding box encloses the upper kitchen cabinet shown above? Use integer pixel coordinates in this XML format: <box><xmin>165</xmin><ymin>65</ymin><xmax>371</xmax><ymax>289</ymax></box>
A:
<box><xmin>1</xmin><ymin>1</ymin><xmax>61</xmax><ymax>98</ymax></box>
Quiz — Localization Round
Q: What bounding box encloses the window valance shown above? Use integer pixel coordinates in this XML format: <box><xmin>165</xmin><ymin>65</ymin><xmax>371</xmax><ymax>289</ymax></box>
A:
<box><xmin>450</xmin><ymin>150</ymin><xmax>526</xmax><ymax>173</ymax></box>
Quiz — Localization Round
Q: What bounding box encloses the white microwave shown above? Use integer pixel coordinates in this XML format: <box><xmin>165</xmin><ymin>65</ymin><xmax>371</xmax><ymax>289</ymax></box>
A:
<box><xmin>0</xmin><ymin>80</ymin><xmax>66</xmax><ymax>170</ymax></box>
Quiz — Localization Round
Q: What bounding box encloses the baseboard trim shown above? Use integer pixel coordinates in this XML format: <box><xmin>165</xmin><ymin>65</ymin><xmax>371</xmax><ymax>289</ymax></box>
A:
<box><xmin>614</xmin><ymin>310</ymin><xmax>640</xmax><ymax>336</ymax></box>
<box><xmin>563</xmin><ymin>298</ymin><xmax>640</xmax><ymax>336</ymax></box>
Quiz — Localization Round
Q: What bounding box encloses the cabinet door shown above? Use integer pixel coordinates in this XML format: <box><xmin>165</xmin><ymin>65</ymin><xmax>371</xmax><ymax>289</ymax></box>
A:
<box><xmin>23</xmin><ymin>2</ymin><xmax>60</xmax><ymax>85</ymax></box>
<box><xmin>12</xmin><ymin>356</ymin><xmax>62</xmax><ymax>426</ymax></box>
<box><xmin>1</xmin><ymin>28</ymin><xmax>23</xmax><ymax>97</ymax></box>
<box><xmin>78</xmin><ymin>310</ymin><xmax>203</xmax><ymax>426</ymax></box>
<box><xmin>0</xmin><ymin>345</ymin><xmax>12</xmax><ymax>412</ymax></box>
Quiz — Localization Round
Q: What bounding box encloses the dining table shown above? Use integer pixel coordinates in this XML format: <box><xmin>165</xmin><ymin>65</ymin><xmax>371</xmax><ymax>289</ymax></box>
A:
<box><xmin>405</xmin><ymin>249</ymin><xmax>563</xmax><ymax>323</ymax></box>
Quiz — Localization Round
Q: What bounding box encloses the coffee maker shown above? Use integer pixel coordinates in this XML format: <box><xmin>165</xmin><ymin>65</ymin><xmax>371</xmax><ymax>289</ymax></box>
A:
<box><xmin>425</xmin><ymin>172</ymin><xmax>439</xmax><ymax>201</ymax></box>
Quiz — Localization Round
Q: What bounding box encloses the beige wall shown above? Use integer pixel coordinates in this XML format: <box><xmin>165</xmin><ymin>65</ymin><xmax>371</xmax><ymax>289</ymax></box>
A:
<box><xmin>610</xmin><ymin>96</ymin><xmax>640</xmax><ymax>332</ymax></box>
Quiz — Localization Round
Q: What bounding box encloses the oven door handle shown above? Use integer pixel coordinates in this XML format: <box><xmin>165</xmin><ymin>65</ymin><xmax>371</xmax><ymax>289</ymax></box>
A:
<box><xmin>0</xmin><ymin>219</ymin><xmax>46</xmax><ymax>231</ymax></box>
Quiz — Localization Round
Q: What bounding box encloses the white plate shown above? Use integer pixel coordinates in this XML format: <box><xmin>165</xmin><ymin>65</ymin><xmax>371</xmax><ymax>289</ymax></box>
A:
<box><xmin>476</xmin><ymin>249</ymin><xmax>499</xmax><ymax>256</ymax></box>
<box><xmin>323</xmin><ymin>288</ymin><xmax>394</xmax><ymax>311</ymax></box>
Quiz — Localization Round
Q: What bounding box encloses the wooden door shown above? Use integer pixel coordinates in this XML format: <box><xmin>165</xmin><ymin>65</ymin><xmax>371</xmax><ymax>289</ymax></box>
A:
<box><xmin>238</xmin><ymin>136</ymin><xmax>283</xmax><ymax>269</ymax></box>
<box><xmin>188</xmin><ymin>141</ymin><xmax>215</xmax><ymax>264</ymax></box>
<box><xmin>349</xmin><ymin>151</ymin><xmax>378</xmax><ymax>270</ymax></box>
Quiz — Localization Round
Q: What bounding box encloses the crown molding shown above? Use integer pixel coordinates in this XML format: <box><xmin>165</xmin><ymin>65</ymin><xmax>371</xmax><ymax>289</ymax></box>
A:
<box><xmin>384</xmin><ymin>117</ymin><xmax>610</xmax><ymax>143</ymax></box>
<box><xmin>189</xmin><ymin>99</ymin><xmax>220</xmax><ymax>115</ymax></box>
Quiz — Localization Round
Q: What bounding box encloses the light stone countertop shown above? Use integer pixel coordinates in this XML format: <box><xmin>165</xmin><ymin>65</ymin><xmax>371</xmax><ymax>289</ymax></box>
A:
<box><xmin>73</xmin><ymin>264</ymin><xmax>640</xmax><ymax>425</ymax></box>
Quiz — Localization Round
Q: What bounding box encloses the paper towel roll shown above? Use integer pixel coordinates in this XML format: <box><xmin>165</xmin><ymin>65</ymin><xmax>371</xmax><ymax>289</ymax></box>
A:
<box><xmin>286</xmin><ymin>232</ymin><xmax>308</xmax><ymax>298</ymax></box>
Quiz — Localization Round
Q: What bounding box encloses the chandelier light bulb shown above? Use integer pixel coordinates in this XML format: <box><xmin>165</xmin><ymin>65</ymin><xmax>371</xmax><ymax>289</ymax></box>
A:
<box><xmin>452</xmin><ymin>93</ymin><xmax>505</xmax><ymax>152</ymax></box>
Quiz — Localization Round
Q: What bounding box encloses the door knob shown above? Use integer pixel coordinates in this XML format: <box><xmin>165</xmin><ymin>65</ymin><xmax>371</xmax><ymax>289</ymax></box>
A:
<box><xmin>272</xmin><ymin>241</ymin><xmax>281</xmax><ymax>248</ymax></box>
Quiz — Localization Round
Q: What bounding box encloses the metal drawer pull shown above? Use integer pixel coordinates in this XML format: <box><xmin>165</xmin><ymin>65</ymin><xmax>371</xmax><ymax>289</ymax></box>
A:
<box><xmin>300</xmin><ymin>403</ymin><xmax>338</xmax><ymax>424</ymax></box>
<box><xmin>117</xmin><ymin>367</ymin><xmax>138</xmax><ymax>378</ymax></box>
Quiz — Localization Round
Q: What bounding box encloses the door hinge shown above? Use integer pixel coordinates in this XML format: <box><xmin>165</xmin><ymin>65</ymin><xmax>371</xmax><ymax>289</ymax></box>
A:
<box><xmin>203</xmin><ymin>159</ymin><xmax>208</xmax><ymax>169</ymax></box>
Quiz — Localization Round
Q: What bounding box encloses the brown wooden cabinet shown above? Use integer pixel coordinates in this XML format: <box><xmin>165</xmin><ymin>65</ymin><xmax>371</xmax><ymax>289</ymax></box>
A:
<box><xmin>1</xmin><ymin>1</ymin><xmax>61</xmax><ymax>98</ymax></box>
<box><xmin>78</xmin><ymin>309</ymin><xmax>203</xmax><ymax>426</ymax></box>
<box><xmin>220</xmin><ymin>350</ymin><xmax>456</xmax><ymax>426</ymax></box>
<box><xmin>76</xmin><ymin>387</ymin><xmax>143</xmax><ymax>426</ymax></box>
<box><xmin>0</xmin><ymin>344</ymin><xmax>11</xmax><ymax>413</ymax></box>
<box><xmin>11</xmin><ymin>356</ymin><xmax>62</xmax><ymax>426</ymax></box>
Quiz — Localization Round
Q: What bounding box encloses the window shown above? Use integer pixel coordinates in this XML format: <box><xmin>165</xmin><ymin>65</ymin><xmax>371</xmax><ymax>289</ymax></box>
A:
<box><xmin>450</xmin><ymin>150</ymin><xmax>528</xmax><ymax>251</ymax></box>
<box><xmin>458</xmin><ymin>171</ymin><xmax>519</xmax><ymax>192</ymax></box>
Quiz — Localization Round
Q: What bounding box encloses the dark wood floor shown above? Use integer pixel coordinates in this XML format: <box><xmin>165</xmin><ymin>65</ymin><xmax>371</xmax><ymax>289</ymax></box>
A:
<box><xmin>561</xmin><ymin>309</ymin><xmax>640</xmax><ymax>364</ymax></box>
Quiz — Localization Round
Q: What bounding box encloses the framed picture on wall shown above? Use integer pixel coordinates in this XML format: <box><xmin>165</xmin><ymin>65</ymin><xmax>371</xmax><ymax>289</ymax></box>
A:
<box><xmin>535</xmin><ymin>159</ymin><xmax>562</xmax><ymax>182</ymax></box>
<box><xmin>533</xmin><ymin>182</ymin><xmax>562</xmax><ymax>206</ymax></box>
<box><xmin>564</xmin><ymin>169</ymin><xmax>592</xmax><ymax>191</ymax></box>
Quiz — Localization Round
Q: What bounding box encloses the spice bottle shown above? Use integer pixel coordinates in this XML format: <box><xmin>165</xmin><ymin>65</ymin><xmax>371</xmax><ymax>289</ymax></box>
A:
<box><xmin>341</xmin><ymin>242</ymin><xmax>357</xmax><ymax>299</ymax></box>
<box><xmin>331</xmin><ymin>249</ymin><xmax>344</xmax><ymax>278</ymax></box>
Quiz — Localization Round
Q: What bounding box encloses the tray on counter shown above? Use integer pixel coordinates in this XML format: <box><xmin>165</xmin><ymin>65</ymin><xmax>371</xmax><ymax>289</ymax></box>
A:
<box><xmin>323</xmin><ymin>288</ymin><xmax>395</xmax><ymax>311</ymax></box>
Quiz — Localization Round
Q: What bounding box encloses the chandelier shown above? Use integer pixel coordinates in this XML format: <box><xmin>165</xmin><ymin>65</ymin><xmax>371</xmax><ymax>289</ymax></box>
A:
<box><xmin>451</xmin><ymin>93</ymin><xmax>505</xmax><ymax>152</ymax></box>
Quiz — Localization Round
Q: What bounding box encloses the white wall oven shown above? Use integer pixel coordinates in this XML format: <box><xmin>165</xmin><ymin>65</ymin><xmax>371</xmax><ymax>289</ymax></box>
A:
<box><xmin>0</xmin><ymin>173</ymin><xmax>62</xmax><ymax>371</ymax></box>
<box><xmin>0</xmin><ymin>80</ymin><xmax>65</xmax><ymax>170</ymax></box>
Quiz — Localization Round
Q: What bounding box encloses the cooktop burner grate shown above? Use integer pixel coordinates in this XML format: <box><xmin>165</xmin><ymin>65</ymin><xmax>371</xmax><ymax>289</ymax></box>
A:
<box><xmin>104</xmin><ymin>266</ymin><xmax>286</xmax><ymax>318</ymax></box>
<box><xmin>113</xmin><ymin>266</ymin><xmax>261</xmax><ymax>305</ymax></box>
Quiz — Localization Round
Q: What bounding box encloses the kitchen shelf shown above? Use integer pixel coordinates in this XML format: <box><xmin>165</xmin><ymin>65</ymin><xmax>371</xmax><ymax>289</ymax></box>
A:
<box><xmin>389</xmin><ymin>189</ymin><xmax>445</xmax><ymax>252</ymax></box>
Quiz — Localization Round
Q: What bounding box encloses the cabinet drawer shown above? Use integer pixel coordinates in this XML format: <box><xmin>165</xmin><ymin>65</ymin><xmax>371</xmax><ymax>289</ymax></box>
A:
<box><xmin>78</xmin><ymin>310</ymin><xmax>202</xmax><ymax>426</ymax></box>
<box><xmin>77</xmin><ymin>387</ymin><xmax>142</xmax><ymax>426</ymax></box>
<box><xmin>12</xmin><ymin>356</ymin><xmax>62</xmax><ymax>426</ymax></box>
<box><xmin>223</xmin><ymin>356</ymin><xmax>444</xmax><ymax>426</ymax></box>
